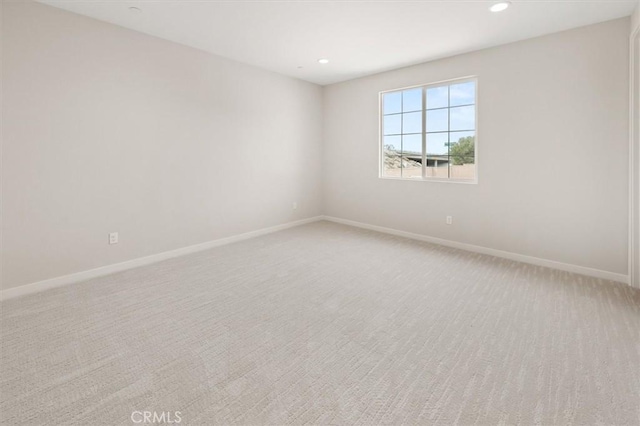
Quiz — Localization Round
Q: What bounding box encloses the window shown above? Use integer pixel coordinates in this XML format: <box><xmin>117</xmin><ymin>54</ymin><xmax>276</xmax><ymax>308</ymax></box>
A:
<box><xmin>380</xmin><ymin>78</ymin><xmax>477</xmax><ymax>182</ymax></box>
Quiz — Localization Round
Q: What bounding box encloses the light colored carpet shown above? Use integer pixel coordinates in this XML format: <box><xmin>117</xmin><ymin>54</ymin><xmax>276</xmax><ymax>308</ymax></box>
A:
<box><xmin>1</xmin><ymin>221</ymin><xmax>639</xmax><ymax>425</ymax></box>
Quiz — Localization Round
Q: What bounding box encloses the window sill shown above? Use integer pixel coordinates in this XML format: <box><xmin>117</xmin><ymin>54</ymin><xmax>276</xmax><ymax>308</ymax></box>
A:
<box><xmin>379</xmin><ymin>176</ymin><xmax>478</xmax><ymax>184</ymax></box>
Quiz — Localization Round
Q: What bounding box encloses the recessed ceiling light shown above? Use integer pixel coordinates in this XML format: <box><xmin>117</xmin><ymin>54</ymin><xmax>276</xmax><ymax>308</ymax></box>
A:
<box><xmin>318</xmin><ymin>58</ymin><xmax>329</xmax><ymax>64</ymax></box>
<box><xmin>489</xmin><ymin>1</ymin><xmax>511</xmax><ymax>12</ymax></box>
<box><xmin>129</xmin><ymin>6</ymin><xmax>142</xmax><ymax>13</ymax></box>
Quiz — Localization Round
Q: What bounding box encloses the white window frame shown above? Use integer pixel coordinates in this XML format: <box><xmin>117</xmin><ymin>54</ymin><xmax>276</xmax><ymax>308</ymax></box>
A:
<box><xmin>379</xmin><ymin>76</ymin><xmax>478</xmax><ymax>184</ymax></box>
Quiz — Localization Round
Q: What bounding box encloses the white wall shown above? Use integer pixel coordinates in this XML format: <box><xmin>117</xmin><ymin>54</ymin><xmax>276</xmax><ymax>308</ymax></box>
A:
<box><xmin>632</xmin><ymin>1</ymin><xmax>640</xmax><ymax>34</ymax></box>
<box><xmin>631</xmin><ymin>1</ymin><xmax>640</xmax><ymax>288</ymax></box>
<box><xmin>1</xmin><ymin>2</ymin><xmax>323</xmax><ymax>290</ymax></box>
<box><xmin>2</xmin><ymin>3</ymin><xmax>633</xmax><ymax>291</ymax></box>
<box><xmin>323</xmin><ymin>18</ymin><xmax>630</xmax><ymax>275</ymax></box>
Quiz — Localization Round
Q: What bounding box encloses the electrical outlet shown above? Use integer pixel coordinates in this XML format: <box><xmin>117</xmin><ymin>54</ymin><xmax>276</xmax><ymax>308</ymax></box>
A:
<box><xmin>446</xmin><ymin>216</ymin><xmax>453</xmax><ymax>225</ymax></box>
<box><xmin>109</xmin><ymin>232</ymin><xmax>119</xmax><ymax>245</ymax></box>
<box><xmin>293</xmin><ymin>201</ymin><xmax>298</xmax><ymax>210</ymax></box>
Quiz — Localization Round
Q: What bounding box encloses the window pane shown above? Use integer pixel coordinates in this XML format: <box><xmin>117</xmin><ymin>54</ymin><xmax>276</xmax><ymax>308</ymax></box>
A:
<box><xmin>383</xmin><ymin>92</ymin><xmax>402</xmax><ymax>115</ymax></box>
<box><xmin>426</xmin><ymin>109</ymin><xmax>448</xmax><ymax>132</ymax></box>
<box><xmin>449</xmin><ymin>164</ymin><xmax>476</xmax><ymax>180</ymax></box>
<box><xmin>382</xmin><ymin>136</ymin><xmax>401</xmax><ymax>177</ymax></box>
<box><xmin>402</xmin><ymin>156</ymin><xmax>422</xmax><ymax>178</ymax></box>
<box><xmin>402</xmin><ymin>88</ymin><xmax>422</xmax><ymax>112</ymax></box>
<box><xmin>450</xmin><ymin>105</ymin><xmax>475</xmax><ymax>131</ymax></box>
<box><xmin>427</xmin><ymin>86</ymin><xmax>448</xmax><ymax>109</ymax></box>
<box><xmin>402</xmin><ymin>112</ymin><xmax>422</xmax><ymax>134</ymax></box>
<box><xmin>402</xmin><ymin>134</ymin><xmax>422</xmax><ymax>155</ymax></box>
<box><xmin>426</xmin><ymin>155</ymin><xmax>449</xmax><ymax>178</ymax></box>
<box><xmin>449</xmin><ymin>132</ymin><xmax>475</xmax><ymax>165</ymax></box>
<box><xmin>383</xmin><ymin>114</ymin><xmax>401</xmax><ymax>135</ymax></box>
<box><xmin>449</xmin><ymin>131</ymin><xmax>475</xmax><ymax>144</ymax></box>
<box><xmin>426</xmin><ymin>132</ymin><xmax>448</xmax><ymax>155</ymax></box>
<box><xmin>450</xmin><ymin>81</ymin><xmax>475</xmax><ymax>107</ymax></box>
<box><xmin>384</xmin><ymin>135</ymin><xmax>401</xmax><ymax>152</ymax></box>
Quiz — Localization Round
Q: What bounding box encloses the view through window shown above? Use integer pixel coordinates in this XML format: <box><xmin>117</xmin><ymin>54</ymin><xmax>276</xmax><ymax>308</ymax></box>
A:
<box><xmin>381</xmin><ymin>78</ymin><xmax>477</xmax><ymax>181</ymax></box>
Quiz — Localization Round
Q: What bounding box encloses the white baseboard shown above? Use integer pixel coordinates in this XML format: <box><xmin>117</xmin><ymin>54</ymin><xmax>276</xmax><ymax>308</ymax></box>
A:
<box><xmin>0</xmin><ymin>216</ymin><xmax>323</xmax><ymax>301</ymax></box>
<box><xmin>322</xmin><ymin>215</ymin><xmax>630</xmax><ymax>285</ymax></box>
<box><xmin>2</xmin><ymin>214</ymin><xmax>629</xmax><ymax>301</ymax></box>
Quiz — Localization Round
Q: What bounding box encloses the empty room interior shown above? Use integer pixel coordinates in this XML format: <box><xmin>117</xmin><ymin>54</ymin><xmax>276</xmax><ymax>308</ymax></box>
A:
<box><xmin>2</xmin><ymin>0</ymin><xmax>640</xmax><ymax>424</ymax></box>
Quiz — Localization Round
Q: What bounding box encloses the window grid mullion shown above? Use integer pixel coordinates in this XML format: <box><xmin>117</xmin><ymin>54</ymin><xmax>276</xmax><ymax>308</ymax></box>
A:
<box><xmin>386</xmin><ymin>129</ymin><xmax>474</xmax><ymax>136</ymax></box>
<box><xmin>425</xmin><ymin>103</ymin><xmax>474</xmax><ymax>112</ymax></box>
<box><xmin>422</xmin><ymin>87</ymin><xmax>426</xmax><ymax>179</ymax></box>
<box><xmin>400</xmin><ymin>91</ymin><xmax>404</xmax><ymax>178</ymax></box>
<box><xmin>447</xmin><ymin>85</ymin><xmax>451</xmax><ymax>179</ymax></box>
<box><xmin>384</xmin><ymin>109</ymin><xmax>421</xmax><ymax>116</ymax></box>
<box><xmin>384</xmin><ymin>132</ymin><xmax>422</xmax><ymax>137</ymax></box>
<box><xmin>425</xmin><ymin>129</ymin><xmax>475</xmax><ymax>134</ymax></box>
